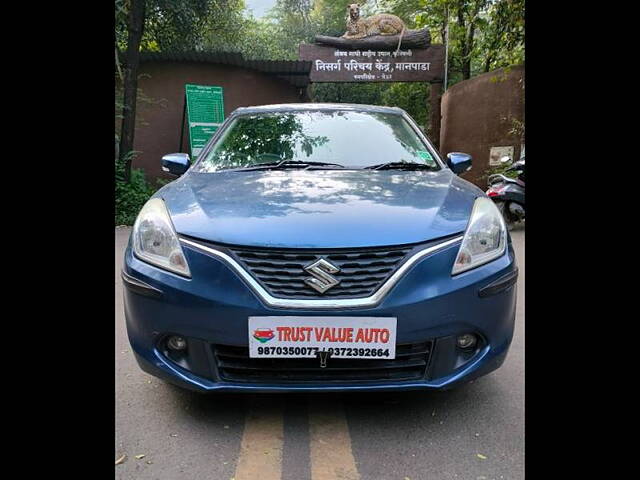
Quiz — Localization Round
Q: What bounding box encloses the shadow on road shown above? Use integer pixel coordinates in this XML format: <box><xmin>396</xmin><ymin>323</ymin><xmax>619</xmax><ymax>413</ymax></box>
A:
<box><xmin>161</xmin><ymin>375</ymin><xmax>503</xmax><ymax>423</ymax></box>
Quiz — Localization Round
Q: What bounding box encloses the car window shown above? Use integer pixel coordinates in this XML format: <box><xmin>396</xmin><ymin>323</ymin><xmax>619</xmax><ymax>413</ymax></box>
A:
<box><xmin>194</xmin><ymin>110</ymin><xmax>440</xmax><ymax>172</ymax></box>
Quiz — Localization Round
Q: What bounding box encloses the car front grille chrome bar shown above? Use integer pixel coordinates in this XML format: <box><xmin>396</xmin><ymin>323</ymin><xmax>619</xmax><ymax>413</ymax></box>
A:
<box><xmin>179</xmin><ymin>236</ymin><xmax>463</xmax><ymax>309</ymax></box>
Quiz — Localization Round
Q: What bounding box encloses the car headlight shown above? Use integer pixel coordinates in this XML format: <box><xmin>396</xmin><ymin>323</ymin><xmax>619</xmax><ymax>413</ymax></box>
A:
<box><xmin>132</xmin><ymin>197</ymin><xmax>191</xmax><ymax>277</ymax></box>
<box><xmin>452</xmin><ymin>197</ymin><xmax>507</xmax><ymax>275</ymax></box>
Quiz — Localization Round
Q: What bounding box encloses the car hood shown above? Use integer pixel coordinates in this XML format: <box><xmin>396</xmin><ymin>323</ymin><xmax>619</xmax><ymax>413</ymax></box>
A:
<box><xmin>159</xmin><ymin>169</ymin><xmax>482</xmax><ymax>248</ymax></box>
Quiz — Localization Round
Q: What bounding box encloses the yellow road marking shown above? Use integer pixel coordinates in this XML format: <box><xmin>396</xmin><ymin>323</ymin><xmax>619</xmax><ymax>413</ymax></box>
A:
<box><xmin>309</xmin><ymin>398</ymin><xmax>360</xmax><ymax>480</ymax></box>
<box><xmin>234</xmin><ymin>398</ymin><xmax>284</xmax><ymax>480</ymax></box>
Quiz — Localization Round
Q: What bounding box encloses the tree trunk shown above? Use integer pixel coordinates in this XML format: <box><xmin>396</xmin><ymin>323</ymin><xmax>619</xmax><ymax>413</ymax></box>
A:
<box><xmin>456</xmin><ymin>3</ymin><xmax>471</xmax><ymax>80</ymax></box>
<box><xmin>462</xmin><ymin>0</ymin><xmax>485</xmax><ymax>80</ymax></box>
<box><xmin>118</xmin><ymin>0</ymin><xmax>146</xmax><ymax>183</ymax></box>
<box><xmin>462</xmin><ymin>23</ymin><xmax>476</xmax><ymax>79</ymax></box>
<box><xmin>314</xmin><ymin>28</ymin><xmax>431</xmax><ymax>50</ymax></box>
<box><xmin>429</xmin><ymin>82</ymin><xmax>443</xmax><ymax>150</ymax></box>
<box><xmin>484</xmin><ymin>54</ymin><xmax>493</xmax><ymax>73</ymax></box>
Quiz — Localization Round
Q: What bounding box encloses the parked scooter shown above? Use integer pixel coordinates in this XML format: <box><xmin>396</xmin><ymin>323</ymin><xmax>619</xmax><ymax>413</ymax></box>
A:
<box><xmin>486</xmin><ymin>155</ymin><xmax>525</xmax><ymax>228</ymax></box>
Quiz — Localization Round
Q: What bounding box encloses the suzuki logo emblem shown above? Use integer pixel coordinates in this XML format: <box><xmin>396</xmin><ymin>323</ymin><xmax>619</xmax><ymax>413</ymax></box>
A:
<box><xmin>303</xmin><ymin>258</ymin><xmax>340</xmax><ymax>294</ymax></box>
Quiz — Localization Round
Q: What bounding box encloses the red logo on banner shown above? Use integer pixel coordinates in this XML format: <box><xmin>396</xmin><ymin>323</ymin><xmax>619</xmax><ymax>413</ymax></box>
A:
<box><xmin>253</xmin><ymin>328</ymin><xmax>275</xmax><ymax>343</ymax></box>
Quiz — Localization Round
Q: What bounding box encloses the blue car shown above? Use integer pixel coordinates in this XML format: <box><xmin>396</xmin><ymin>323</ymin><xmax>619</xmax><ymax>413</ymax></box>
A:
<box><xmin>122</xmin><ymin>103</ymin><xmax>518</xmax><ymax>393</ymax></box>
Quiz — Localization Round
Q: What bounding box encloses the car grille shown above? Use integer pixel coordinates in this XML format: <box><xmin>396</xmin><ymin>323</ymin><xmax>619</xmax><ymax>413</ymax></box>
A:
<box><xmin>212</xmin><ymin>342</ymin><xmax>432</xmax><ymax>383</ymax></box>
<box><xmin>228</xmin><ymin>245</ymin><xmax>414</xmax><ymax>299</ymax></box>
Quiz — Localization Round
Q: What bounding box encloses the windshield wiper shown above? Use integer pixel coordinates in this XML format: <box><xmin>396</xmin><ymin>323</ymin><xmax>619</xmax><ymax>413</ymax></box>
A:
<box><xmin>365</xmin><ymin>161</ymin><xmax>437</xmax><ymax>171</ymax></box>
<box><xmin>228</xmin><ymin>160</ymin><xmax>346</xmax><ymax>172</ymax></box>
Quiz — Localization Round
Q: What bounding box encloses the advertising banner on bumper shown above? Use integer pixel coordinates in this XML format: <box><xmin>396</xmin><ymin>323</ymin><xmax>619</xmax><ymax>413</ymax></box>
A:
<box><xmin>248</xmin><ymin>316</ymin><xmax>397</xmax><ymax>359</ymax></box>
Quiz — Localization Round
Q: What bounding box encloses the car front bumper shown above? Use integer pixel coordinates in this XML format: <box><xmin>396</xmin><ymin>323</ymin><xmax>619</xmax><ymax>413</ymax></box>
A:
<box><xmin>122</xmin><ymin>235</ymin><xmax>517</xmax><ymax>393</ymax></box>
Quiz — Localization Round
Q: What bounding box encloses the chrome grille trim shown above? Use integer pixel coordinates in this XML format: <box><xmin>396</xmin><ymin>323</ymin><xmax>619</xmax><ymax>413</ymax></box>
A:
<box><xmin>180</xmin><ymin>236</ymin><xmax>463</xmax><ymax>309</ymax></box>
<box><xmin>230</xmin><ymin>245</ymin><xmax>413</xmax><ymax>299</ymax></box>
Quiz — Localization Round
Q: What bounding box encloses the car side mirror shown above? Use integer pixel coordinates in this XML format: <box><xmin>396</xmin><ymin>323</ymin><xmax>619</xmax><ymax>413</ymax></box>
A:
<box><xmin>446</xmin><ymin>152</ymin><xmax>472</xmax><ymax>175</ymax></box>
<box><xmin>161</xmin><ymin>153</ymin><xmax>191</xmax><ymax>176</ymax></box>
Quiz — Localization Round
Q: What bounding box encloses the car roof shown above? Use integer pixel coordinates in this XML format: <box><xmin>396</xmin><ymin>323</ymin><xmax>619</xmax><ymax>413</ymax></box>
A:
<box><xmin>232</xmin><ymin>103</ymin><xmax>406</xmax><ymax>116</ymax></box>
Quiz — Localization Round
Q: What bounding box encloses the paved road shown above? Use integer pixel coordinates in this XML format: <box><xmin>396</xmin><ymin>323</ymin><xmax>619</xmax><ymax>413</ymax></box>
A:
<box><xmin>116</xmin><ymin>227</ymin><xmax>524</xmax><ymax>480</ymax></box>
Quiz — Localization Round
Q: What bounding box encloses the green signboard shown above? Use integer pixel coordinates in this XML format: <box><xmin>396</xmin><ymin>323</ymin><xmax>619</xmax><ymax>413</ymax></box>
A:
<box><xmin>185</xmin><ymin>84</ymin><xmax>224</xmax><ymax>160</ymax></box>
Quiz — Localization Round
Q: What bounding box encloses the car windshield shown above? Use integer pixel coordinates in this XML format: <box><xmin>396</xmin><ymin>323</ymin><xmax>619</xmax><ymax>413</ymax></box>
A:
<box><xmin>194</xmin><ymin>110</ymin><xmax>441</xmax><ymax>172</ymax></box>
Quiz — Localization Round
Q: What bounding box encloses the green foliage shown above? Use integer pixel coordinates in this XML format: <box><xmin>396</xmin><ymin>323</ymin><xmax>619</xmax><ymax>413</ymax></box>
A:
<box><xmin>507</xmin><ymin>116</ymin><xmax>524</xmax><ymax>140</ymax></box>
<box><xmin>311</xmin><ymin>0</ymin><xmax>348</xmax><ymax>37</ymax></box>
<box><xmin>381</xmin><ymin>83</ymin><xmax>428</xmax><ymax>127</ymax></box>
<box><xmin>115</xmin><ymin>143</ymin><xmax>168</xmax><ymax>226</ymax></box>
<box><xmin>116</xmin><ymin>0</ymin><xmax>247</xmax><ymax>52</ymax></box>
<box><xmin>377</xmin><ymin>0</ymin><xmax>525</xmax><ymax>82</ymax></box>
<box><xmin>480</xmin><ymin>161</ymin><xmax>518</xmax><ymax>186</ymax></box>
<box><xmin>220</xmin><ymin>0</ymin><xmax>318</xmax><ymax>60</ymax></box>
<box><xmin>114</xmin><ymin>0</ymin><xmax>129</xmax><ymax>51</ymax></box>
<box><xmin>115</xmin><ymin>169</ymin><xmax>158</xmax><ymax>226</ymax></box>
<box><xmin>311</xmin><ymin>83</ymin><xmax>388</xmax><ymax>106</ymax></box>
<box><xmin>115</xmin><ymin>149</ymin><xmax>164</xmax><ymax>225</ymax></box>
<box><xmin>477</xmin><ymin>0</ymin><xmax>525</xmax><ymax>72</ymax></box>
<box><xmin>145</xmin><ymin>0</ymin><xmax>212</xmax><ymax>50</ymax></box>
<box><xmin>231</xmin><ymin>15</ymin><xmax>305</xmax><ymax>60</ymax></box>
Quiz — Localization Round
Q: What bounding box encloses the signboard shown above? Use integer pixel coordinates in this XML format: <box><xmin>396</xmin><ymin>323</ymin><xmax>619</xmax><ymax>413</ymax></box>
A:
<box><xmin>248</xmin><ymin>316</ymin><xmax>397</xmax><ymax>359</ymax></box>
<box><xmin>185</xmin><ymin>84</ymin><xmax>224</xmax><ymax>160</ymax></box>
<box><xmin>299</xmin><ymin>43</ymin><xmax>444</xmax><ymax>83</ymax></box>
<box><xmin>489</xmin><ymin>146</ymin><xmax>514</xmax><ymax>166</ymax></box>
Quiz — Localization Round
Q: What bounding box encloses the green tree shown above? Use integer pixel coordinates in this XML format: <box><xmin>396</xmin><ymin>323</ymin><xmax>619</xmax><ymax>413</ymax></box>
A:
<box><xmin>311</xmin><ymin>0</ymin><xmax>350</xmax><ymax>37</ymax></box>
<box><xmin>477</xmin><ymin>0</ymin><xmax>525</xmax><ymax>72</ymax></box>
<box><xmin>258</xmin><ymin>0</ymin><xmax>318</xmax><ymax>58</ymax></box>
<box><xmin>115</xmin><ymin>0</ymin><xmax>524</xmax><ymax>182</ymax></box>
<box><xmin>238</xmin><ymin>17</ymin><xmax>298</xmax><ymax>59</ymax></box>
<box><xmin>117</xmin><ymin>0</ymin><xmax>146</xmax><ymax>183</ymax></box>
<box><xmin>116</xmin><ymin>0</ymin><xmax>245</xmax><ymax>183</ymax></box>
<box><xmin>453</xmin><ymin>0</ymin><xmax>488</xmax><ymax>80</ymax></box>
<box><xmin>381</xmin><ymin>83</ymin><xmax>429</xmax><ymax>127</ymax></box>
<box><xmin>378</xmin><ymin>0</ymin><xmax>523</xmax><ymax>83</ymax></box>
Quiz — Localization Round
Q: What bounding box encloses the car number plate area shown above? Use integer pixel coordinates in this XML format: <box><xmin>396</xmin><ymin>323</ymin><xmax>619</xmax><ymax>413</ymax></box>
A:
<box><xmin>248</xmin><ymin>316</ymin><xmax>397</xmax><ymax>359</ymax></box>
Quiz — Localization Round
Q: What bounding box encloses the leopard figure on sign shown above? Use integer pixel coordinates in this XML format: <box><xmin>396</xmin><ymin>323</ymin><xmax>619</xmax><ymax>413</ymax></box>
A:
<box><xmin>342</xmin><ymin>3</ymin><xmax>405</xmax><ymax>40</ymax></box>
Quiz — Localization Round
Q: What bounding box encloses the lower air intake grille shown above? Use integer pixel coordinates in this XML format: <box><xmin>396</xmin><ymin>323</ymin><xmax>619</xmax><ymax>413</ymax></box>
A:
<box><xmin>212</xmin><ymin>342</ymin><xmax>432</xmax><ymax>383</ymax></box>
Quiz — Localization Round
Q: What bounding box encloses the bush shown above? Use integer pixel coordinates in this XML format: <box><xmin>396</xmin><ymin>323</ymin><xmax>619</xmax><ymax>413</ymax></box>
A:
<box><xmin>115</xmin><ymin>168</ymin><xmax>159</xmax><ymax>226</ymax></box>
<box><xmin>479</xmin><ymin>162</ymin><xmax>519</xmax><ymax>187</ymax></box>
<box><xmin>115</xmin><ymin>147</ymin><xmax>167</xmax><ymax>225</ymax></box>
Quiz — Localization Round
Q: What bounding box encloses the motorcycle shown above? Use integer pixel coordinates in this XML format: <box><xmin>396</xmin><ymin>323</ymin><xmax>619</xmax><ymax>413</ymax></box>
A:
<box><xmin>486</xmin><ymin>155</ymin><xmax>525</xmax><ymax>229</ymax></box>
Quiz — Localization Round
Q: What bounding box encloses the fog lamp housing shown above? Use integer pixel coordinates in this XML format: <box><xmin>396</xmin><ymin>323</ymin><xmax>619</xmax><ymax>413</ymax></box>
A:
<box><xmin>456</xmin><ymin>333</ymin><xmax>477</xmax><ymax>350</ymax></box>
<box><xmin>167</xmin><ymin>335</ymin><xmax>187</xmax><ymax>351</ymax></box>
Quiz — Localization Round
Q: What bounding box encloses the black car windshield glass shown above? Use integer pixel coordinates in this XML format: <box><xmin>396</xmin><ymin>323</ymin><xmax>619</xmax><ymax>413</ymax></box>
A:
<box><xmin>194</xmin><ymin>110</ymin><xmax>441</xmax><ymax>172</ymax></box>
